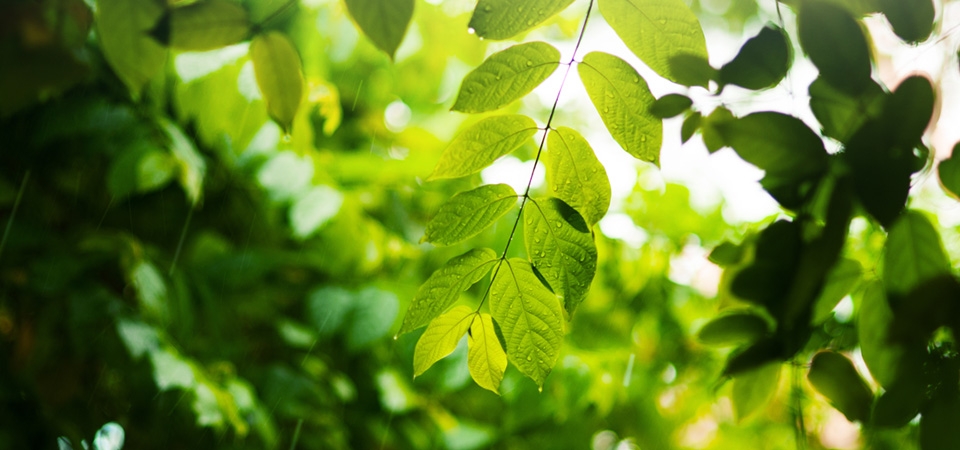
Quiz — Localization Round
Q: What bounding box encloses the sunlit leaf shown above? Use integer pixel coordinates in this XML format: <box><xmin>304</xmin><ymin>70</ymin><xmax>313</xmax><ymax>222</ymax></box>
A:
<box><xmin>428</xmin><ymin>115</ymin><xmax>538</xmax><ymax>180</ymax></box>
<box><xmin>422</xmin><ymin>184</ymin><xmax>518</xmax><ymax>246</ymax></box>
<box><xmin>97</xmin><ymin>0</ymin><xmax>168</xmax><ymax>97</ymax></box>
<box><xmin>524</xmin><ymin>197</ymin><xmax>597</xmax><ymax>315</ymax></box>
<box><xmin>938</xmin><ymin>144</ymin><xmax>960</xmax><ymax>200</ymax></box>
<box><xmin>150</xmin><ymin>349</ymin><xmax>195</xmax><ymax>390</ymax></box>
<box><xmin>709</xmin><ymin>112</ymin><xmax>828</xmax><ymax>182</ymax></box>
<box><xmin>858</xmin><ymin>282</ymin><xmax>910</xmax><ymax>388</ymax></box>
<box><xmin>884</xmin><ymin>211</ymin><xmax>950</xmax><ymax>296</ymax></box>
<box><xmin>808</xmin><ymin>76</ymin><xmax>885</xmax><ymax>143</ymax></box>
<box><xmin>468</xmin><ymin>0</ymin><xmax>575</xmax><ymax>40</ymax></box>
<box><xmin>151</xmin><ymin>0</ymin><xmax>250</xmax><ymax>51</ymax></box>
<box><xmin>719</xmin><ymin>25</ymin><xmax>791</xmax><ymax>91</ymax></box>
<box><xmin>545</xmin><ymin>127</ymin><xmax>611</xmax><ymax>226</ymax></box>
<box><xmin>732</xmin><ymin>363</ymin><xmax>780</xmax><ymax>422</ymax></box>
<box><xmin>811</xmin><ymin>258</ymin><xmax>861</xmax><ymax>324</ymax></box>
<box><xmin>490</xmin><ymin>258</ymin><xmax>564</xmax><ymax>387</ymax></box>
<box><xmin>399</xmin><ymin>248</ymin><xmax>499</xmax><ymax>335</ymax></box>
<box><xmin>251</xmin><ymin>31</ymin><xmax>303</xmax><ymax>133</ymax></box>
<box><xmin>413</xmin><ymin>306</ymin><xmax>475</xmax><ymax>377</ymax></box>
<box><xmin>798</xmin><ymin>1</ymin><xmax>872</xmax><ymax>95</ymax></box>
<box><xmin>452</xmin><ymin>42</ymin><xmax>561</xmax><ymax>113</ymax></box>
<box><xmin>697</xmin><ymin>311</ymin><xmax>770</xmax><ymax>346</ymax></box>
<box><xmin>578</xmin><ymin>52</ymin><xmax>661</xmax><ymax>165</ymax></box>
<box><xmin>598</xmin><ymin>0</ymin><xmax>708</xmax><ymax>85</ymax></box>
<box><xmin>344</xmin><ymin>0</ymin><xmax>413</xmax><ymax>58</ymax></box>
<box><xmin>807</xmin><ymin>351</ymin><xmax>873</xmax><ymax>422</ymax></box>
<box><xmin>468</xmin><ymin>313</ymin><xmax>507</xmax><ymax>394</ymax></box>
<box><xmin>878</xmin><ymin>0</ymin><xmax>934</xmax><ymax>44</ymax></box>
<box><xmin>649</xmin><ymin>94</ymin><xmax>692</xmax><ymax>119</ymax></box>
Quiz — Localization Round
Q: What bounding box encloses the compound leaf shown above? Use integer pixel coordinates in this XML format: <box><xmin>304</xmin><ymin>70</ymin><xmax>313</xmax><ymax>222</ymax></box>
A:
<box><xmin>468</xmin><ymin>313</ymin><xmax>507</xmax><ymax>394</ymax></box>
<box><xmin>429</xmin><ymin>115</ymin><xmax>538</xmax><ymax>180</ymax></box>
<box><xmin>452</xmin><ymin>42</ymin><xmax>561</xmax><ymax>113</ymax></box>
<box><xmin>413</xmin><ymin>306</ymin><xmax>475</xmax><ymax>377</ymax></box>
<box><xmin>545</xmin><ymin>127</ymin><xmax>611</xmax><ymax>226</ymax></box>
<box><xmin>422</xmin><ymin>184</ymin><xmax>518</xmax><ymax>246</ymax></box>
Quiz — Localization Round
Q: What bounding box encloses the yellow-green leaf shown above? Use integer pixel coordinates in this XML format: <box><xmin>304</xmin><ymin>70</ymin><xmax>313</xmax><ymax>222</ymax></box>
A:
<box><xmin>468</xmin><ymin>313</ymin><xmax>507</xmax><ymax>394</ymax></box>
<box><xmin>452</xmin><ymin>42</ymin><xmax>561</xmax><ymax>113</ymax></box>
<box><xmin>468</xmin><ymin>0</ymin><xmax>575</xmax><ymax>40</ymax></box>
<box><xmin>251</xmin><ymin>31</ymin><xmax>303</xmax><ymax>133</ymax></box>
<box><xmin>152</xmin><ymin>0</ymin><xmax>250</xmax><ymax>51</ymax></box>
<box><xmin>344</xmin><ymin>0</ymin><xmax>413</xmax><ymax>59</ymax></box>
<box><xmin>490</xmin><ymin>258</ymin><xmax>564</xmax><ymax>387</ymax></box>
<box><xmin>598</xmin><ymin>0</ymin><xmax>708</xmax><ymax>85</ymax></box>
<box><xmin>413</xmin><ymin>306</ymin><xmax>476</xmax><ymax>377</ymax></box>
<box><xmin>423</xmin><ymin>184</ymin><xmax>518</xmax><ymax>246</ymax></box>
<box><xmin>807</xmin><ymin>351</ymin><xmax>873</xmax><ymax>422</ymax></box>
<box><xmin>428</xmin><ymin>115</ymin><xmax>538</xmax><ymax>180</ymax></box>
<box><xmin>578</xmin><ymin>52</ymin><xmax>661</xmax><ymax>165</ymax></box>
<box><xmin>97</xmin><ymin>0</ymin><xmax>168</xmax><ymax>97</ymax></box>
<box><xmin>546</xmin><ymin>127</ymin><xmax>611</xmax><ymax>226</ymax></box>
<box><xmin>399</xmin><ymin>248</ymin><xmax>498</xmax><ymax>335</ymax></box>
<box><xmin>524</xmin><ymin>197</ymin><xmax>597</xmax><ymax>315</ymax></box>
<box><xmin>732</xmin><ymin>363</ymin><xmax>781</xmax><ymax>422</ymax></box>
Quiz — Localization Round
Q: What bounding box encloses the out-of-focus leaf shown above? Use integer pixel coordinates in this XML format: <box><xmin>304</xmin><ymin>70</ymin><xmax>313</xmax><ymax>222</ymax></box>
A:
<box><xmin>878</xmin><ymin>0</ymin><xmax>934</xmax><ymax>43</ymax></box>
<box><xmin>920</xmin><ymin>395</ymin><xmax>960</xmax><ymax>450</ymax></box>
<box><xmin>162</xmin><ymin>119</ymin><xmax>206</xmax><ymax>205</ymax></box>
<box><xmin>116</xmin><ymin>320</ymin><xmax>160</xmax><ymax>360</ymax></box>
<box><xmin>490</xmin><ymin>258</ymin><xmax>564</xmax><ymax>387</ymax></box>
<box><xmin>649</xmin><ymin>94</ymin><xmax>692</xmax><ymax>119</ymax></box>
<box><xmin>719</xmin><ymin>25</ymin><xmax>791</xmax><ymax>91</ymax></box>
<box><xmin>251</xmin><ymin>31</ymin><xmax>303</xmax><ymax>133</ymax></box>
<box><xmin>723</xmin><ymin>339</ymin><xmax>784</xmax><ymax>376</ymax></box>
<box><xmin>807</xmin><ymin>351</ymin><xmax>873</xmax><ymax>422</ymax></box>
<box><xmin>468</xmin><ymin>313</ymin><xmax>507</xmax><ymax>394</ymax></box>
<box><xmin>938</xmin><ymin>144</ymin><xmax>960</xmax><ymax>200</ymax></box>
<box><xmin>858</xmin><ymin>282</ymin><xmax>910</xmax><ymax>388</ymax></box>
<box><xmin>872</xmin><ymin>378</ymin><xmax>924</xmax><ymax>428</ymax></box>
<box><xmin>289</xmin><ymin>185</ymin><xmax>343</xmax><ymax>239</ymax></box>
<box><xmin>697</xmin><ymin>311</ymin><xmax>770</xmax><ymax>346</ymax></box>
<box><xmin>150</xmin><ymin>349</ymin><xmax>195</xmax><ymax>390</ymax></box>
<box><xmin>811</xmin><ymin>258</ymin><xmax>861</xmax><ymax>324</ymax></box>
<box><xmin>681</xmin><ymin>111</ymin><xmax>702</xmax><ymax>144</ymax></box>
<box><xmin>598</xmin><ymin>0</ymin><xmax>708</xmax><ymax>85</ymax></box>
<box><xmin>708</xmin><ymin>241</ymin><xmax>743</xmax><ymax>266</ymax></box>
<box><xmin>808</xmin><ymin>76</ymin><xmax>885</xmax><ymax>143</ymax></box>
<box><xmin>307</xmin><ymin>286</ymin><xmax>354</xmax><ymax>337</ymax></box>
<box><xmin>97</xmin><ymin>0</ymin><xmax>168</xmax><ymax>97</ymax></box>
<box><xmin>732</xmin><ymin>363</ymin><xmax>781</xmax><ymax>422</ymax></box>
<box><xmin>798</xmin><ymin>1</ymin><xmax>872</xmax><ymax>95</ymax></box>
<box><xmin>344</xmin><ymin>0</ymin><xmax>414</xmax><ymax>58</ymax></box>
<box><xmin>422</xmin><ymin>184</ymin><xmax>518</xmax><ymax>246</ymax></box>
<box><xmin>452</xmin><ymin>42</ymin><xmax>560</xmax><ymax>113</ymax></box>
<box><xmin>399</xmin><ymin>248</ymin><xmax>499</xmax><ymax>335</ymax></box>
<box><xmin>93</xmin><ymin>422</ymin><xmax>125</xmax><ymax>450</ymax></box>
<box><xmin>578</xmin><ymin>52</ymin><xmax>661</xmax><ymax>165</ymax></box>
<box><xmin>428</xmin><ymin>115</ymin><xmax>538</xmax><ymax>180</ymax></box>
<box><xmin>701</xmin><ymin>107</ymin><xmax>734</xmax><ymax>153</ymax></box>
<box><xmin>131</xmin><ymin>261</ymin><xmax>168</xmax><ymax>322</ymax></box>
<box><xmin>257</xmin><ymin>151</ymin><xmax>313</xmax><ymax>201</ymax></box>
<box><xmin>413</xmin><ymin>306</ymin><xmax>475</xmax><ymax>377</ymax></box>
<box><xmin>884</xmin><ymin>211</ymin><xmax>950</xmax><ymax>296</ymax></box>
<box><xmin>524</xmin><ymin>197</ymin><xmax>597</xmax><ymax>315</ymax></box>
<box><xmin>545</xmin><ymin>127</ymin><xmax>610</xmax><ymax>226</ymax></box>
<box><xmin>468</xmin><ymin>0</ymin><xmax>575</xmax><ymax>40</ymax></box>
<box><xmin>151</xmin><ymin>0</ymin><xmax>250</xmax><ymax>51</ymax></box>
<box><xmin>346</xmin><ymin>287</ymin><xmax>399</xmax><ymax>351</ymax></box>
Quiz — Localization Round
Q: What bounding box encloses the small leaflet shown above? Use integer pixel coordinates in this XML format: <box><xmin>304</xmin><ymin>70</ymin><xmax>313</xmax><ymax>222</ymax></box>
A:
<box><xmin>468</xmin><ymin>313</ymin><xmax>507</xmax><ymax>394</ymax></box>
<box><xmin>251</xmin><ymin>31</ymin><xmax>304</xmax><ymax>134</ymax></box>
<box><xmin>452</xmin><ymin>42</ymin><xmax>561</xmax><ymax>113</ymax></box>
<box><xmin>428</xmin><ymin>114</ymin><xmax>538</xmax><ymax>180</ymax></box>
<box><xmin>413</xmin><ymin>306</ymin><xmax>476</xmax><ymax>377</ymax></box>
<box><xmin>422</xmin><ymin>184</ymin><xmax>518</xmax><ymax>246</ymax></box>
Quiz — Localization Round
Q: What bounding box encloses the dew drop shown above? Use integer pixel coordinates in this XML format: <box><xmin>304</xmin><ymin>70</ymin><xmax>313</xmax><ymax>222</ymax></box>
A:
<box><xmin>605</xmin><ymin>92</ymin><xmax>614</xmax><ymax>98</ymax></box>
<box><xmin>526</xmin><ymin>61</ymin><xmax>533</xmax><ymax>66</ymax></box>
<box><xmin>527</xmin><ymin>19</ymin><xmax>534</xmax><ymax>25</ymax></box>
<box><xmin>468</xmin><ymin>27</ymin><xmax>476</xmax><ymax>34</ymax></box>
<box><xmin>281</xmin><ymin>133</ymin><xmax>292</xmax><ymax>143</ymax></box>
<box><xmin>555</xmin><ymin>223</ymin><xmax>562</xmax><ymax>229</ymax></box>
<box><xmin>526</xmin><ymin>356</ymin><xmax>533</xmax><ymax>361</ymax></box>
<box><xmin>659</xmin><ymin>19</ymin><xmax>666</xmax><ymax>25</ymax></box>
<box><xmin>641</xmin><ymin>136</ymin><xmax>647</xmax><ymax>142</ymax></box>
<box><xmin>538</xmin><ymin>386</ymin><xmax>543</xmax><ymax>393</ymax></box>
<box><xmin>579</xmin><ymin>256</ymin><xmax>585</xmax><ymax>262</ymax></box>
<box><xmin>393</xmin><ymin>334</ymin><xmax>399</xmax><ymax>340</ymax></box>
<box><xmin>633</xmin><ymin>76</ymin><xmax>640</xmax><ymax>83</ymax></box>
<box><xmin>518</xmin><ymin>6</ymin><xmax>524</xmax><ymax>12</ymax></box>
<box><xmin>484</xmin><ymin>5</ymin><xmax>492</xmax><ymax>11</ymax></box>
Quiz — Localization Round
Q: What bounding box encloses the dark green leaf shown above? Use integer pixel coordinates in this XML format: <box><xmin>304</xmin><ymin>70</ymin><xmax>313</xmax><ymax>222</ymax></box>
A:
<box><xmin>722</xmin><ymin>338</ymin><xmax>784</xmax><ymax>376</ymax></box>
<box><xmin>807</xmin><ymin>351</ymin><xmax>873</xmax><ymax>422</ymax></box>
<box><xmin>811</xmin><ymin>258</ymin><xmax>861</xmax><ymax>324</ymax></box>
<box><xmin>344</xmin><ymin>0</ymin><xmax>414</xmax><ymax>58</ymax></box>
<box><xmin>872</xmin><ymin>376</ymin><xmax>924</xmax><ymax>428</ymax></box>
<box><xmin>878</xmin><ymin>0</ymin><xmax>935</xmax><ymax>44</ymax></box>
<box><xmin>719</xmin><ymin>25</ymin><xmax>791</xmax><ymax>91</ymax></box>
<box><xmin>468</xmin><ymin>0</ymin><xmax>575</xmax><ymax>40</ymax></box>
<box><xmin>422</xmin><ymin>184</ymin><xmax>518</xmax><ymax>246</ymax></box>
<box><xmin>732</xmin><ymin>363</ymin><xmax>781</xmax><ymax>422</ymax></box>
<box><xmin>938</xmin><ymin>143</ymin><xmax>960</xmax><ymax>199</ymax></box>
<box><xmin>697</xmin><ymin>311</ymin><xmax>770</xmax><ymax>346</ymax></box>
<box><xmin>452</xmin><ymin>42</ymin><xmax>561</xmax><ymax>113</ymax></box>
<box><xmin>681</xmin><ymin>112</ymin><xmax>702</xmax><ymax>144</ymax></box>
<box><xmin>808</xmin><ymin>76</ymin><xmax>885</xmax><ymax>143</ymax></box>
<box><xmin>884</xmin><ymin>211</ymin><xmax>950</xmax><ymax>296</ymax></box>
<box><xmin>920</xmin><ymin>396</ymin><xmax>960</xmax><ymax>450</ymax></box>
<box><xmin>667</xmin><ymin>53</ymin><xmax>717</xmax><ymax>88</ymax></box>
<box><xmin>709</xmin><ymin>112</ymin><xmax>828</xmax><ymax>182</ymax></box>
<box><xmin>649</xmin><ymin>94</ymin><xmax>693</xmax><ymax>119</ymax></box>
<box><xmin>545</xmin><ymin>127</ymin><xmax>611</xmax><ymax>226</ymax></box>
<box><xmin>701</xmin><ymin>107</ymin><xmax>734</xmax><ymax>153</ymax></box>
<box><xmin>798</xmin><ymin>1</ymin><xmax>872</xmax><ymax>95</ymax></box>
<box><xmin>250</xmin><ymin>31</ymin><xmax>303</xmax><ymax>133</ymax></box>
<box><xmin>151</xmin><ymin>0</ymin><xmax>250</xmax><ymax>51</ymax></box>
<box><xmin>708</xmin><ymin>241</ymin><xmax>743</xmax><ymax>266</ymax></box>
<box><xmin>428</xmin><ymin>115</ymin><xmax>538</xmax><ymax>180</ymax></box>
<box><xmin>97</xmin><ymin>0</ymin><xmax>168</xmax><ymax>97</ymax></box>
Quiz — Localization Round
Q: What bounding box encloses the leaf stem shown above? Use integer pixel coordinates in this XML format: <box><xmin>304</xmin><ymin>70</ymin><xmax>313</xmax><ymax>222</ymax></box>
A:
<box><xmin>476</xmin><ymin>0</ymin><xmax>595</xmax><ymax>313</ymax></box>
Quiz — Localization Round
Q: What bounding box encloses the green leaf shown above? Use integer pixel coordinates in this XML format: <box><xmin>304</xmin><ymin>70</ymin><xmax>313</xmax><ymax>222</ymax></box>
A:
<box><xmin>131</xmin><ymin>260</ymin><xmax>169</xmax><ymax>322</ymax></box>
<box><xmin>700</xmin><ymin>107</ymin><xmax>734</xmax><ymax>153</ymax></box>
<box><xmin>468</xmin><ymin>313</ymin><xmax>507</xmax><ymax>394</ymax></box>
<box><xmin>422</xmin><ymin>184</ymin><xmax>518</xmax><ymax>246</ymax></box>
<box><xmin>490</xmin><ymin>258</ymin><xmax>564</xmax><ymax>387</ymax></box>
<box><xmin>732</xmin><ymin>363</ymin><xmax>781</xmax><ymax>422</ymax></box>
<box><xmin>858</xmin><ymin>282</ymin><xmax>915</xmax><ymax>388</ymax></box>
<box><xmin>709</xmin><ymin>112</ymin><xmax>828</xmax><ymax>182</ymax></box>
<box><xmin>162</xmin><ymin>119</ymin><xmax>206</xmax><ymax>205</ymax></box>
<box><xmin>578</xmin><ymin>52</ymin><xmax>661</xmax><ymax>165</ymax></box>
<box><xmin>680</xmin><ymin>111</ymin><xmax>702</xmax><ymax>144</ymax></box>
<box><xmin>151</xmin><ymin>0</ymin><xmax>251</xmax><ymax>51</ymax></box>
<box><xmin>808</xmin><ymin>76</ymin><xmax>885</xmax><ymax>143</ymax></box>
<box><xmin>289</xmin><ymin>185</ymin><xmax>343</xmax><ymax>239</ymax></box>
<box><xmin>598</xmin><ymin>0</ymin><xmax>709</xmax><ymax>85</ymax></box>
<box><xmin>346</xmin><ymin>287</ymin><xmax>399</xmax><ymax>351</ymax></box>
<box><xmin>452</xmin><ymin>42</ymin><xmax>561</xmax><ymax>113</ymax></box>
<box><xmin>719</xmin><ymin>25</ymin><xmax>791</xmax><ymax>91</ymax></box>
<box><xmin>872</xmin><ymin>377</ymin><xmax>924</xmax><ymax>428</ymax></box>
<box><xmin>884</xmin><ymin>211</ymin><xmax>950</xmax><ymax>296</ymax></box>
<box><xmin>798</xmin><ymin>1</ymin><xmax>872</xmax><ymax>95</ymax></box>
<box><xmin>251</xmin><ymin>31</ymin><xmax>303</xmax><ymax>134</ymax></box>
<box><xmin>468</xmin><ymin>0</ymin><xmax>575</xmax><ymax>40</ymax></box>
<box><xmin>97</xmin><ymin>0</ymin><xmax>168</xmax><ymax>97</ymax></box>
<box><xmin>428</xmin><ymin>115</ymin><xmax>538</xmax><ymax>180</ymax></box>
<box><xmin>811</xmin><ymin>258</ymin><xmax>862</xmax><ymax>324</ymax></box>
<box><xmin>413</xmin><ymin>306</ymin><xmax>475</xmax><ymax>377</ymax></box>
<box><xmin>524</xmin><ymin>197</ymin><xmax>597</xmax><ymax>315</ymax></box>
<box><xmin>545</xmin><ymin>127</ymin><xmax>611</xmax><ymax>225</ymax></box>
<box><xmin>722</xmin><ymin>338</ymin><xmax>784</xmax><ymax>376</ymax></box>
<box><xmin>807</xmin><ymin>351</ymin><xmax>873</xmax><ymax>422</ymax></box>
<box><xmin>343</xmin><ymin>0</ymin><xmax>413</xmax><ymax>58</ymax></box>
<box><xmin>150</xmin><ymin>348</ymin><xmax>195</xmax><ymax>390</ymax></box>
<box><xmin>878</xmin><ymin>0</ymin><xmax>935</xmax><ymax>44</ymax></box>
<box><xmin>938</xmin><ymin>144</ymin><xmax>960</xmax><ymax>200</ymax></box>
<box><xmin>668</xmin><ymin>53</ymin><xmax>717</xmax><ymax>88</ymax></box>
<box><xmin>649</xmin><ymin>94</ymin><xmax>692</xmax><ymax>119</ymax></box>
<box><xmin>399</xmin><ymin>248</ymin><xmax>499</xmax><ymax>335</ymax></box>
<box><xmin>708</xmin><ymin>241</ymin><xmax>744</xmax><ymax>266</ymax></box>
<box><xmin>697</xmin><ymin>311</ymin><xmax>770</xmax><ymax>346</ymax></box>
<box><xmin>920</xmin><ymin>395</ymin><xmax>960</xmax><ymax>450</ymax></box>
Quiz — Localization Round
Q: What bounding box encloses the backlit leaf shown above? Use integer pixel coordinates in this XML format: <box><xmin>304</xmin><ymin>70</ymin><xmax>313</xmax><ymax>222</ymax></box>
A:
<box><xmin>878</xmin><ymin>0</ymin><xmax>935</xmax><ymax>44</ymax></box>
<box><xmin>151</xmin><ymin>0</ymin><xmax>250</xmax><ymax>51</ymax></box>
<box><xmin>697</xmin><ymin>311</ymin><xmax>770</xmax><ymax>346</ymax></box>
<box><xmin>524</xmin><ymin>197</ymin><xmax>597</xmax><ymax>315</ymax></box>
<box><xmin>97</xmin><ymin>0</ymin><xmax>168</xmax><ymax>97</ymax></box>
<box><xmin>598</xmin><ymin>0</ymin><xmax>708</xmax><ymax>85</ymax></box>
<box><xmin>545</xmin><ymin>127</ymin><xmax>611</xmax><ymax>225</ymax></box>
<box><xmin>798</xmin><ymin>1</ymin><xmax>872</xmax><ymax>95</ymax></box>
<box><xmin>884</xmin><ymin>211</ymin><xmax>950</xmax><ymax>296</ymax></box>
<box><xmin>428</xmin><ymin>115</ymin><xmax>538</xmax><ymax>180</ymax></box>
<box><xmin>399</xmin><ymin>248</ymin><xmax>498</xmax><ymax>335</ymax></box>
<box><xmin>413</xmin><ymin>306</ymin><xmax>475</xmax><ymax>377</ymax></box>
<box><xmin>858</xmin><ymin>282</ymin><xmax>911</xmax><ymax>388</ymax></box>
<box><xmin>578</xmin><ymin>52</ymin><xmax>661</xmax><ymax>165</ymax></box>
<box><xmin>681</xmin><ymin>111</ymin><xmax>702</xmax><ymax>144</ymax></box>
<box><xmin>490</xmin><ymin>258</ymin><xmax>564</xmax><ymax>387</ymax></box>
<box><xmin>422</xmin><ymin>184</ymin><xmax>518</xmax><ymax>246</ymax></box>
<box><xmin>807</xmin><ymin>351</ymin><xmax>873</xmax><ymax>422</ymax></box>
<box><xmin>468</xmin><ymin>313</ymin><xmax>507</xmax><ymax>394</ymax></box>
<box><xmin>719</xmin><ymin>25</ymin><xmax>791</xmax><ymax>91</ymax></box>
<box><xmin>344</xmin><ymin>0</ymin><xmax>413</xmax><ymax>58</ymax></box>
<box><xmin>811</xmin><ymin>258</ymin><xmax>861</xmax><ymax>324</ymax></box>
<box><xmin>649</xmin><ymin>94</ymin><xmax>692</xmax><ymax>119</ymax></box>
<box><xmin>938</xmin><ymin>144</ymin><xmax>960</xmax><ymax>200</ymax></box>
<box><xmin>709</xmin><ymin>112</ymin><xmax>828</xmax><ymax>182</ymax></box>
<box><xmin>162</xmin><ymin>119</ymin><xmax>207</xmax><ymax>205</ymax></box>
<box><xmin>808</xmin><ymin>76</ymin><xmax>885</xmax><ymax>143</ymax></box>
<box><xmin>732</xmin><ymin>363</ymin><xmax>781</xmax><ymax>422</ymax></box>
<box><xmin>452</xmin><ymin>42</ymin><xmax>561</xmax><ymax>113</ymax></box>
<box><xmin>251</xmin><ymin>32</ymin><xmax>303</xmax><ymax>133</ymax></box>
<box><xmin>468</xmin><ymin>0</ymin><xmax>575</xmax><ymax>40</ymax></box>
